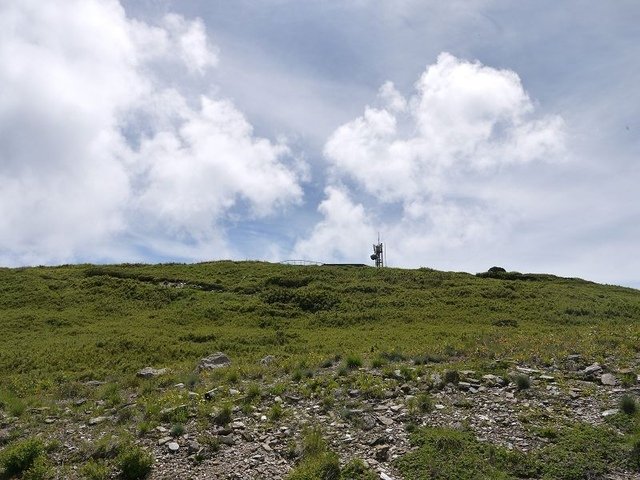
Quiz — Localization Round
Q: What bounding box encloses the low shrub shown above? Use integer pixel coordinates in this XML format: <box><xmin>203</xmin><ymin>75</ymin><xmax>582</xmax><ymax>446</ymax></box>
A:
<box><xmin>344</xmin><ymin>355</ymin><xmax>362</xmax><ymax>370</ymax></box>
<box><xmin>513</xmin><ymin>374</ymin><xmax>531</xmax><ymax>390</ymax></box>
<box><xmin>621</xmin><ymin>394</ymin><xmax>637</xmax><ymax>415</ymax></box>
<box><xmin>0</xmin><ymin>438</ymin><xmax>44</xmax><ymax>478</ymax></box>
<box><xmin>117</xmin><ymin>445</ymin><xmax>153</xmax><ymax>480</ymax></box>
<box><xmin>80</xmin><ymin>460</ymin><xmax>110</xmax><ymax>480</ymax></box>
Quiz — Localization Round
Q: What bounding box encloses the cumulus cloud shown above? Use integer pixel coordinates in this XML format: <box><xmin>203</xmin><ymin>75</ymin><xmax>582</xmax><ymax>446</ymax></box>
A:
<box><xmin>0</xmin><ymin>0</ymin><xmax>302</xmax><ymax>264</ymax></box>
<box><xmin>295</xmin><ymin>53</ymin><xmax>566</xmax><ymax>267</ymax></box>
<box><xmin>292</xmin><ymin>186</ymin><xmax>375</xmax><ymax>262</ymax></box>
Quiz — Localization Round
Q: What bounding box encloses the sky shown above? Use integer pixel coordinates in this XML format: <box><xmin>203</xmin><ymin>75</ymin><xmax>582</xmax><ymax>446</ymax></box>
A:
<box><xmin>1</xmin><ymin>0</ymin><xmax>639</xmax><ymax>288</ymax></box>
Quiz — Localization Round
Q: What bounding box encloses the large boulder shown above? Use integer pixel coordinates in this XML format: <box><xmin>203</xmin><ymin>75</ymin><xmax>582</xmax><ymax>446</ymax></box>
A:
<box><xmin>197</xmin><ymin>352</ymin><xmax>231</xmax><ymax>371</ymax></box>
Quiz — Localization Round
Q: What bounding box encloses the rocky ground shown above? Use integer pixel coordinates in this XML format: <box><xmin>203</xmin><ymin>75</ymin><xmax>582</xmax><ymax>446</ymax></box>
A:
<box><xmin>2</xmin><ymin>353</ymin><xmax>640</xmax><ymax>479</ymax></box>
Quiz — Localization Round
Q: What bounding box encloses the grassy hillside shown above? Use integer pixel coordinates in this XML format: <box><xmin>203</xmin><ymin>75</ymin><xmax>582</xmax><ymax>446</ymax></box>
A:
<box><xmin>1</xmin><ymin>261</ymin><xmax>638</xmax><ymax>394</ymax></box>
<box><xmin>1</xmin><ymin>261</ymin><xmax>640</xmax><ymax>479</ymax></box>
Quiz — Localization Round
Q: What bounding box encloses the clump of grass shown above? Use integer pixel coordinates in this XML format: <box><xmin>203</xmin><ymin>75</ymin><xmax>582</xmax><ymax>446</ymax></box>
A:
<box><xmin>170</xmin><ymin>423</ymin><xmax>185</xmax><ymax>437</ymax></box>
<box><xmin>370</xmin><ymin>356</ymin><xmax>386</xmax><ymax>369</ymax></box>
<box><xmin>0</xmin><ymin>438</ymin><xmax>45</xmax><ymax>478</ymax></box>
<box><xmin>0</xmin><ymin>389</ymin><xmax>27</xmax><ymax>417</ymax></box>
<box><xmin>137</xmin><ymin>421</ymin><xmax>153</xmax><ymax>437</ymax></box>
<box><xmin>244</xmin><ymin>383</ymin><xmax>262</xmax><ymax>404</ymax></box>
<box><xmin>621</xmin><ymin>394</ymin><xmax>637</xmax><ymax>415</ymax></box>
<box><xmin>286</xmin><ymin>426</ymin><xmax>340</xmax><ymax>480</ymax></box>
<box><xmin>340</xmin><ymin>458</ymin><xmax>377</xmax><ymax>480</ymax></box>
<box><xmin>416</xmin><ymin>393</ymin><xmax>434</xmax><ymax>413</ymax></box>
<box><xmin>344</xmin><ymin>355</ymin><xmax>362</xmax><ymax>370</ymax></box>
<box><xmin>116</xmin><ymin>444</ymin><xmax>153</xmax><ymax>480</ymax></box>
<box><xmin>300</xmin><ymin>426</ymin><xmax>328</xmax><ymax>459</ymax></box>
<box><xmin>80</xmin><ymin>459</ymin><xmax>110</xmax><ymax>480</ymax></box>
<box><xmin>212</xmin><ymin>403</ymin><xmax>232</xmax><ymax>426</ymax></box>
<box><xmin>513</xmin><ymin>374</ymin><xmax>531</xmax><ymax>390</ymax></box>
<box><xmin>380</xmin><ymin>350</ymin><xmax>406</xmax><ymax>362</ymax></box>
<box><xmin>268</xmin><ymin>402</ymin><xmax>285</xmax><ymax>421</ymax></box>
<box><xmin>443</xmin><ymin>370</ymin><xmax>460</xmax><ymax>385</ymax></box>
<box><xmin>99</xmin><ymin>383</ymin><xmax>123</xmax><ymax>408</ymax></box>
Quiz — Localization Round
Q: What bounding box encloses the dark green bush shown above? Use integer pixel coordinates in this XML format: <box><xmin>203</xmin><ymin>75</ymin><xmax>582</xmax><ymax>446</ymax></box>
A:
<box><xmin>339</xmin><ymin>458</ymin><xmax>377</xmax><ymax>479</ymax></box>
<box><xmin>117</xmin><ymin>445</ymin><xmax>153</xmax><ymax>480</ymax></box>
<box><xmin>621</xmin><ymin>394</ymin><xmax>638</xmax><ymax>415</ymax></box>
<box><xmin>0</xmin><ymin>438</ymin><xmax>44</xmax><ymax>477</ymax></box>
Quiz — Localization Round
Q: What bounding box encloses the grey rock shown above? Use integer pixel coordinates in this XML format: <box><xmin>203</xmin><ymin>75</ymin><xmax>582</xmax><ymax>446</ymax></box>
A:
<box><xmin>137</xmin><ymin>367</ymin><xmax>168</xmax><ymax>378</ymax></box>
<box><xmin>84</xmin><ymin>380</ymin><xmax>106</xmax><ymax>387</ymax></box>
<box><xmin>88</xmin><ymin>416</ymin><xmax>108</xmax><ymax>426</ymax></box>
<box><xmin>583</xmin><ymin>363</ymin><xmax>602</xmax><ymax>376</ymax></box>
<box><xmin>380</xmin><ymin>473</ymin><xmax>395</xmax><ymax>480</ymax></box>
<box><xmin>375</xmin><ymin>445</ymin><xmax>390</xmax><ymax>462</ymax></box>
<box><xmin>218</xmin><ymin>434</ymin><xmax>235</xmax><ymax>446</ymax></box>
<box><xmin>260</xmin><ymin>355</ymin><xmax>275</xmax><ymax>366</ymax></box>
<box><xmin>204</xmin><ymin>389</ymin><xmax>217</xmax><ymax>401</ymax></box>
<box><xmin>600</xmin><ymin>373</ymin><xmax>617</xmax><ymax>386</ymax></box>
<box><xmin>376</xmin><ymin>415</ymin><xmax>394</xmax><ymax>427</ymax></box>
<box><xmin>167</xmin><ymin>441</ymin><xmax>180</xmax><ymax>452</ymax></box>
<box><xmin>482</xmin><ymin>373</ymin><xmax>506</xmax><ymax>387</ymax></box>
<box><xmin>158</xmin><ymin>436</ymin><xmax>172</xmax><ymax>446</ymax></box>
<box><xmin>197</xmin><ymin>352</ymin><xmax>231</xmax><ymax>371</ymax></box>
<box><xmin>160</xmin><ymin>404</ymin><xmax>187</xmax><ymax>417</ymax></box>
<box><xmin>602</xmin><ymin>408</ymin><xmax>619</xmax><ymax>417</ymax></box>
<box><xmin>361</xmin><ymin>414</ymin><xmax>377</xmax><ymax>431</ymax></box>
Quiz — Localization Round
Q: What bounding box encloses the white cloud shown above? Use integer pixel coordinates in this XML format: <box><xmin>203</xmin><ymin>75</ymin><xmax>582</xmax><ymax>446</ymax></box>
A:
<box><xmin>292</xmin><ymin>186</ymin><xmax>375</xmax><ymax>262</ymax></box>
<box><xmin>296</xmin><ymin>53</ymin><xmax>566</xmax><ymax>268</ymax></box>
<box><xmin>0</xmin><ymin>0</ymin><xmax>302</xmax><ymax>264</ymax></box>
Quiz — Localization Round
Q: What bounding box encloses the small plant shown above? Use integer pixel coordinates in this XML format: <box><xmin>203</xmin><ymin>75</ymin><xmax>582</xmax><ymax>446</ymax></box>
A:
<box><xmin>286</xmin><ymin>452</ymin><xmax>340</xmax><ymax>480</ymax></box>
<box><xmin>268</xmin><ymin>402</ymin><xmax>285</xmax><ymax>421</ymax></box>
<box><xmin>244</xmin><ymin>383</ymin><xmax>262</xmax><ymax>404</ymax></box>
<box><xmin>300</xmin><ymin>426</ymin><xmax>328</xmax><ymax>459</ymax></box>
<box><xmin>80</xmin><ymin>459</ymin><xmax>110</xmax><ymax>480</ymax></box>
<box><xmin>621</xmin><ymin>394</ymin><xmax>637</xmax><ymax>415</ymax></box>
<box><xmin>0</xmin><ymin>389</ymin><xmax>27</xmax><ymax>417</ymax></box>
<box><xmin>444</xmin><ymin>370</ymin><xmax>460</xmax><ymax>385</ymax></box>
<box><xmin>170</xmin><ymin>423</ymin><xmax>185</xmax><ymax>437</ymax></box>
<box><xmin>137</xmin><ymin>421</ymin><xmax>152</xmax><ymax>437</ymax></box>
<box><xmin>212</xmin><ymin>403</ymin><xmax>232</xmax><ymax>426</ymax></box>
<box><xmin>340</xmin><ymin>458</ymin><xmax>377</xmax><ymax>480</ymax></box>
<box><xmin>370</xmin><ymin>356</ymin><xmax>386</xmax><ymax>369</ymax></box>
<box><xmin>116</xmin><ymin>444</ymin><xmax>153</xmax><ymax>480</ymax></box>
<box><xmin>100</xmin><ymin>383</ymin><xmax>123</xmax><ymax>408</ymax></box>
<box><xmin>416</xmin><ymin>393</ymin><xmax>434</xmax><ymax>413</ymax></box>
<box><xmin>0</xmin><ymin>438</ymin><xmax>44</xmax><ymax>477</ymax></box>
<box><xmin>345</xmin><ymin>355</ymin><xmax>362</xmax><ymax>370</ymax></box>
<box><xmin>514</xmin><ymin>374</ymin><xmax>531</xmax><ymax>390</ymax></box>
<box><xmin>199</xmin><ymin>435</ymin><xmax>220</xmax><ymax>453</ymax></box>
<box><xmin>630</xmin><ymin>436</ymin><xmax>640</xmax><ymax>470</ymax></box>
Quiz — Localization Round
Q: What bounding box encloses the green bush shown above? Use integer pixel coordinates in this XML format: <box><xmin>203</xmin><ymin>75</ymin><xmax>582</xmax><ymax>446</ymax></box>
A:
<box><xmin>286</xmin><ymin>451</ymin><xmax>340</xmax><ymax>480</ymax></box>
<box><xmin>344</xmin><ymin>355</ymin><xmax>362</xmax><ymax>370</ymax></box>
<box><xmin>0</xmin><ymin>390</ymin><xmax>27</xmax><ymax>417</ymax></box>
<box><xmin>170</xmin><ymin>423</ymin><xmax>185</xmax><ymax>437</ymax></box>
<box><xmin>116</xmin><ymin>445</ymin><xmax>153</xmax><ymax>480</ymax></box>
<box><xmin>513</xmin><ymin>374</ymin><xmax>531</xmax><ymax>390</ymax></box>
<box><xmin>212</xmin><ymin>403</ymin><xmax>233</xmax><ymax>426</ymax></box>
<box><xmin>0</xmin><ymin>438</ymin><xmax>44</xmax><ymax>478</ymax></box>
<box><xmin>339</xmin><ymin>459</ymin><xmax>377</xmax><ymax>480</ymax></box>
<box><xmin>621</xmin><ymin>394</ymin><xmax>637</xmax><ymax>415</ymax></box>
<box><xmin>80</xmin><ymin>460</ymin><xmax>110</xmax><ymax>480</ymax></box>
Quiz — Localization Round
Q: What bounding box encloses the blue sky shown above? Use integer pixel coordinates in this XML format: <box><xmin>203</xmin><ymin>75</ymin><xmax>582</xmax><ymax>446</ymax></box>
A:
<box><xmin>1</xmin><ymin>0</ymin><xmax>639</xmax><ymax>288</ymax></box>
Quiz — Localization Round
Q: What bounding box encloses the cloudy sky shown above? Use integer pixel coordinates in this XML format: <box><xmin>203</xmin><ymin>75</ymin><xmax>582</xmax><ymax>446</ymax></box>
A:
<box><xmin>1</xmin><ymin>1</ymin><xmax>639</xmax><ymax>287</ymax></box>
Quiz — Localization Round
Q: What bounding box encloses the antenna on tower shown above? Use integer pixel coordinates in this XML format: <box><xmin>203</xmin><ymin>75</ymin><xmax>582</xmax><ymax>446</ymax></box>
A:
<box><xmin>370</xmin><ymin>233</ymin><xmax>384</xmax><ymax>268</ymax></box>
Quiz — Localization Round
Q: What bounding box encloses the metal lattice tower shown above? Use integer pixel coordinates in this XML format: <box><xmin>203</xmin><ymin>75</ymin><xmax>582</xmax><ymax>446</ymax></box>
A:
<box><xmin>370</xmin><ymin>234</ymin><xmax>384</xmax><ymax>268</ymax></box>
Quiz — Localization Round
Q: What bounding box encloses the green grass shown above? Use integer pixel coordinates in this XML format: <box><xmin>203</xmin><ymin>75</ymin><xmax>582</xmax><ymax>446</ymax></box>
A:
<box><xmin>396</xmin><ymin>424</ymin><xmax>635</xmax><ymax>480</ymax></box>
<box><xmin>1</xmin><ymin>261</ymin><xmax>640</xmax><ymax>477</ymax></box>
<box><xmin>2</xmin><ymin>261</ymin><xmax>638</xmax><ymax>400</ymax></box>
